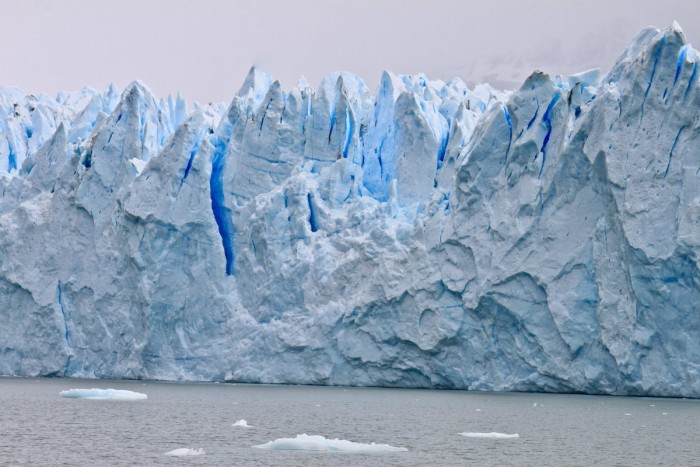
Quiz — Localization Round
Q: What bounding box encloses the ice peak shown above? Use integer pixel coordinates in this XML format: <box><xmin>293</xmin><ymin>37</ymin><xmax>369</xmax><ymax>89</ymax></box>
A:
<box><xmin>378</xmin><ymin>70</ymin><xmax>405</xmax><ymax>101</ymax></box>
<box><xmin>319</xmin><ymin>71</ymin><xmax>369</xmax><ymax>102</ymax></box>
<box><xmin>123</xmin><ymin>80</ymin><xmax>156</xmax><ymax>101</ymax></box>
<box><xmin>296</xmin><ymin>76</ymin><xmax>311</xmax><ymax>90</ymax></box>
<box><xmin>672</xmin><ymin>20</ymin><xmax>684</xmax><ymax>36</ymax></box>
<box><xmin>521</xmin><ymin>70</ymin><xmax>552</xmax><ymax>90</ymax></box>
<box><xmin>269</xmin><ymin>79</ymin><xmax>282</xmax><ymax>94</ymax></box>
<box><xmin>236</xmin><ymin>66</ymin><xmax>273</xmax><ymax>108</ymax></box>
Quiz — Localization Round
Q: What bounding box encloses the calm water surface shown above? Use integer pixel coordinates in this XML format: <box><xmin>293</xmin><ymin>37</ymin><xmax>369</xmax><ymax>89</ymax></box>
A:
<box><xmin>0</xmin><ymin>377</ymin><xmax>698</xmax><ymax>466</ymax></box>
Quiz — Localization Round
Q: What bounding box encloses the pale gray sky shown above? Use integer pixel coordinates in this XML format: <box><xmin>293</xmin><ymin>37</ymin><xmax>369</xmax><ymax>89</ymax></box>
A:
<box><xmin>1</xmin><ymin>0</ymin><xmax>699</xmax><ymax>103</ymax></box>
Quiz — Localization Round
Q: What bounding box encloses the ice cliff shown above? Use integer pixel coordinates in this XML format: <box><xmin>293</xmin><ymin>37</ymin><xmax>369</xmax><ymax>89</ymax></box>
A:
<box><xmin>0</xmin><ymin>23</ymin><xmax>698</xmax><ymax>397</ymax></box>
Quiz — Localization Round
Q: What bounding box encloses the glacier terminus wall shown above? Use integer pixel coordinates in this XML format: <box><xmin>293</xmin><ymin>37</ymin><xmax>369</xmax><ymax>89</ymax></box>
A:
<box><xmin>0</xmin><ymin>23</ymin><xmax>698</xmax><ymax>397</ymax></box>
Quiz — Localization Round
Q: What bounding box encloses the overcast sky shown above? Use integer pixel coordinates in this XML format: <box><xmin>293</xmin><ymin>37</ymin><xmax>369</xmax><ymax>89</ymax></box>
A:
<box><xmin>1</xmin><ymin>0</ymin><xmax>699</xmax><ymax>103</ymax></box>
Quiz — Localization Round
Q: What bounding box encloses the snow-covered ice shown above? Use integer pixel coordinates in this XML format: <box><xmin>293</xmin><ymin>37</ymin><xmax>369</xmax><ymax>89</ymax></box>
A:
<box><xmin>459</xmin><ymin>432</ymin><xmax>520</xmax><ymax>439</ymax></box>
<box><xmin>59</xmin><ymin>388</ymin><xmax>147</xmax><ymax>401</ymax></box>
<box><xmin>252</xmin><ymin>434</ymin><xmax>408</xmax><ymax>452</ymax></box>
<box><xmin>0</xmin><ymin>23</ymin><xmax>699</xmax><ymax>398</ymax></box>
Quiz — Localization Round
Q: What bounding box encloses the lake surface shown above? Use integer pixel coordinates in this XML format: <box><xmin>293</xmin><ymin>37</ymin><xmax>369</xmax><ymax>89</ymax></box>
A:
<box><xmin>1</xmin><ymin>377</ymin><xmax>698</xmax><ymax>466</ymax></box>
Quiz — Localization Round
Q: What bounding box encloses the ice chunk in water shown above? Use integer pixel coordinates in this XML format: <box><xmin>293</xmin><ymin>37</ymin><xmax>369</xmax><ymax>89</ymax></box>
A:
<box><xmin>252</xmin><ymin>434</ymin><xmax>408</xmax><ymax>452</ymax></box>
<box><xmin>459</xmin><ymin>432</ymin><xmax>520</xmax><ymax>439</ymax></box>
<box><xmin>59</xmin><ymin>388</ymin><xmax>147</xmax><ymax>401</ymax></box>
<box><xmin>164</xmin><ymin>448</ymin><xmax>205</xmax><ymax>456</ymax></box>
<box><xmin>232</xmin><ymin>419</ymin><xmax>251</xmax><ymax>427</ymax></box>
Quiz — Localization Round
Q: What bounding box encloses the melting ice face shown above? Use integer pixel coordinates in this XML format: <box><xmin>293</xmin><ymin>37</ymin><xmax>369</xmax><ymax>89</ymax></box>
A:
<box><xmin>0</xmin><ymin>24</ymin><xmax>698</xmax><ymax>399</ymax></box>
<box><xmin>252</xmin><ymin>434</ymin><xmax>408</xmax><ymax>452</ymax></box>
<box><xmin>459</xmin><ymin>432</ymin><xmax>520</xmax><ymax>439</ymax></box>
<box><xmin>59</xmin><ymin>388</ymin><xmax>147</xmax><ymax>401</ymax></box>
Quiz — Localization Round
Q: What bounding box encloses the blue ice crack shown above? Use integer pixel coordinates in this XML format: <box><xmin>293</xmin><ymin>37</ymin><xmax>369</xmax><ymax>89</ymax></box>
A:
<box><xmin>503</xmin><ymin>105</ymin><xmax>513</xmax><ymax>162</ymax></box>
<box><xmin>641</xmin><ymin>37</ymin><xmax>666</xmax><ymax>121</ymax></box>
<box><xmin>538</xmin><ymin>93</ymin><xmax>560</xmax><ymax>178</ymax></box>
<box><xmin>210</xmin><ymin>139</ymin><xmax>235</xmax><ymax>275</ymax></box>
<box><xmin>674</xmin><ymin>44</ymin><xmax>689</xmax><ymax>87</ymax></box>
<box><xmin>664</xmin><ymin>126</ymin><xmax>685</xmax><ymax>178</ymax></box>
<box><xmin>307</xmin><ymin>193</ymin><xmax>319</xmax><ymax>232</ymax></box>
<box><xmin>57</xmin><ymin>281</ymin><xmax>73</xmax><ymax>348</ymax></box>
<box><xmin>342</xmin><ymin>107</ymin><xmax>354</xmax><ymax>158</ymax></box>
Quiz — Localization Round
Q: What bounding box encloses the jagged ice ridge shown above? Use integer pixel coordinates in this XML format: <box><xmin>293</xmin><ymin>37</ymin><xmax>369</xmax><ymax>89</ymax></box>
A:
<box><xmin>0</xmin><ymin>23</ymin><xmax>698</xmax><ymax>397</ymax></box>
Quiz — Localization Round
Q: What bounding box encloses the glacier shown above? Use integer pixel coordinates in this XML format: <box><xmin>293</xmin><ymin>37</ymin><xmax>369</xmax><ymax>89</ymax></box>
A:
<box><xmin>0</xmin><ymin>23</ymin><xmax>698</xmax><ymax>398</ymax></box>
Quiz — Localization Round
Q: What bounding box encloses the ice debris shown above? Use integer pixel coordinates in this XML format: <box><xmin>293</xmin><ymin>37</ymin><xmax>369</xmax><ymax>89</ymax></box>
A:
<box><xmin>459</xmin><ymin>432</ymin><xmax>520</xmax><ymax>439</ymax></box>
<box><xmin>252</xmin><ymin>434</ymin><xmax>408</xmax><ymax>452</ymax></box>
<box><xmin>59</xmin><ymin>388</ymin><xmax>147</xmax><ymax>401</ymax></box>
<box><xmin>163</xmin><ymin>448</ymin><xmax>205</xmax><ymax>456</ymax></box>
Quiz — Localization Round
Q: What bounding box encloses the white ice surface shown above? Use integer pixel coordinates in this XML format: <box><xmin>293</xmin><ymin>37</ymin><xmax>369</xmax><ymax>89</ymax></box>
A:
<box><xmin>232</xmin><ymin>419</ymin><xmax>251</xmax><ymax>427</ymax></box>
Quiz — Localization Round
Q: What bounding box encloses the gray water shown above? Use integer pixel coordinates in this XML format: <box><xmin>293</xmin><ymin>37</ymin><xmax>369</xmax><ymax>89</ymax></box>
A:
<box><xmin>0</xmin><ymin>378</ymin><xmax>698</xmax><ymax>466</ymax></box>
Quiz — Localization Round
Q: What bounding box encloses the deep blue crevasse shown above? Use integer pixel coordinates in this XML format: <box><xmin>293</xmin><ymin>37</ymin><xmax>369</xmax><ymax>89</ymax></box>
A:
<box><xmin>342</xmin><ymin>107</ymin><xmax>354</xmax><ymax>158</ymax></box>
<box><xmin>179</xmin><ymin>130</ymin><xmax>203</xmax><ymax>191</ymax></box>
<box><xmin>307</xmin><ymin>193</ymin><xmax>319</xmax><ymax>232</ymax></box>
<box><xmin>7</xmin><ymin>145</ymin><xmax>16</xmax><ymax>172</ymax></box>
<box><xmin>665</xmin><ymin>125</ymin><xmax>685</xmax><ymax>177</ymax></box>
<box><xmin>538</xmin><ymin>93</ymin><xmax>561</xmax><ymax>178</ymax></box>
<box><xmin>210</xmin><ymin>139</ymin><xmax>235</xmax><ymax>275</ymax></box>
<box><xmin>503</xmin><ymin>105</ymin><xmax>513</xmax><ymax>162</ymax></box>
<box><xmin>675</xmin><ymin>44</ymin><xmax>689</xmax><ymax>86</ymax></box>
<box><xmin>641</xmin><ymin>37</ymin><xmax>666</xmax><ymax>120</ymax></box>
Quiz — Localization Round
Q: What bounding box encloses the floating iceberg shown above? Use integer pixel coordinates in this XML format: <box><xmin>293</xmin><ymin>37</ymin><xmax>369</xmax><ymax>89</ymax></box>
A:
<box><xmin>232</xmin><ymin>419</ymin><xmax>251</xmax><ymax>428</ymax></box>
<box><xmin>59</xmin><ymin>388</ymin><xmax>147</xmax><ymax>400</ymax></box>
<box><xmin>252</xmin><ymin>434</ymin><xmax>408</xmax><ymax>452</ymax></box>
<box><xmin>0</xmin><ymin>23</ymin><xmax>699</xmax><ymax>398</ymax></box>
<box><xmin>459</xmin><ymin>432</ymin><xmax>520</xmax><ymax>439</ymax></box>
<box><xmin>163</xmin><ymin>448</ymin><xmax>205</xmax><ymax>456</ymax></box>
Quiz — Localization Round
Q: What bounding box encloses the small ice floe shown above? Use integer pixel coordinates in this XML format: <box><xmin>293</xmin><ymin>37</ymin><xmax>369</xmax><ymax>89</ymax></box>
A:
<box><xmin>164</xmin><ymin>448</ymin><xmax>205</xmax><ymax>456</ymax></box>
<box><xmin>649</xmin><ymin>404</ymin><xmax>655</xmax><ymax>407</ymax></box>
<box><xmin>624</xmin><ymin>413</ymin><xmax>631</xmax><ymax>416</ymax></box>
<box><xmin>662</xmin><ymin>412</ymin><xmax>668</xmax><ymax>415</ymax></box>
<box><xmin>59</xmin><ymin>388</ymin><xmax>147</xmax><ymax>401</ymax></box>
<box><xmin>232</xmin><ymin>419</ymin><xmax>251</xmax><ymax>428</ymax></box>
<box><xmin>459</xmin><ymin>432</ymin><xmax>520</xmax><ymax>439</ymax></box>
<box><xmin>252</xmin><ymin>434</ymin><xmax>407</xmax><ymax>452</ymax></box>
<box><xmin>533</xmin><ymin>403</ymin><xmax>538</xmax><ymax>407</ymax></box>
<box><xmin>475</xmin><ymin>409</ymin><xmax>481</xmax><ymax>412</ymax></box>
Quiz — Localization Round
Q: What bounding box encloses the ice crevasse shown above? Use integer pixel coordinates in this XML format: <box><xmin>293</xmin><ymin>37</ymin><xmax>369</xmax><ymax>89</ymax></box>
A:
<box><xmin>0</xmin><ymin>23</ymin><xmax>698</xmax><ymax>398</ymax></box>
